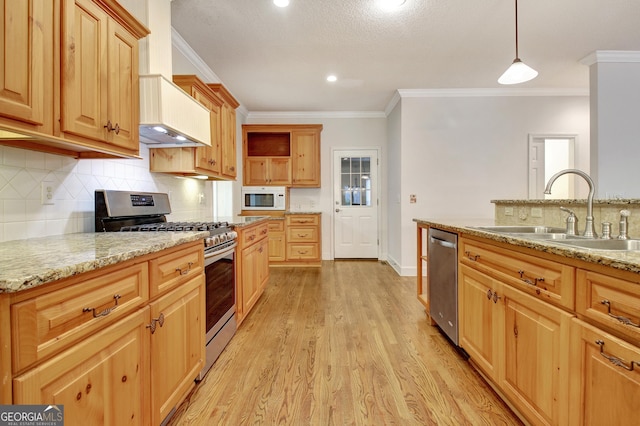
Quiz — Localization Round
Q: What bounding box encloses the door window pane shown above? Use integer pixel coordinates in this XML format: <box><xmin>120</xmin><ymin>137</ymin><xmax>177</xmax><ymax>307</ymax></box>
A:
<box><xmin>340</xmin><ymin>156</ymin><xmax>372</xmax><ymax>207</ymax></box>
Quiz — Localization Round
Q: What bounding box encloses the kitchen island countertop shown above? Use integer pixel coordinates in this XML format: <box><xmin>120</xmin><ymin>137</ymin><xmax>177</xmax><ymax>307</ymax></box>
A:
<box><xmin>0</xmin><ymin>231</ymin><xmax>209</xmax><ymax>293</ymax></box>
<box><xmin>414</xmin><ymin>218</ymin><xmax>640</xmax><ymax>274</ymax></box>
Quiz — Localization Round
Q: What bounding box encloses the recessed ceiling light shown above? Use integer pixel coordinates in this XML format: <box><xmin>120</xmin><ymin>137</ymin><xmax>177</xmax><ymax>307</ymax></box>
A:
<box><xmin>273</xmin><ymin>0</ymin><xmax>289</xmax><ymax>7</ymax></box>
<box><xmin>378</xmin><ymin>0</ymin><xmax>406</xmax><ymax>10</ymax></box>
<box><xmin>327</xmin><ymin>75</ymin><xmax>337</xmax><ymax>82</ymax></box>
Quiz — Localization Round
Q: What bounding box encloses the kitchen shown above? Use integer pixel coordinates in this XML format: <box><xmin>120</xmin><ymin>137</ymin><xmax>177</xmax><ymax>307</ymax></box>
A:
<box><xmin>1</xmin><ymin>0</ymin><xmax>639</xmax><ymax>424</ymax></box>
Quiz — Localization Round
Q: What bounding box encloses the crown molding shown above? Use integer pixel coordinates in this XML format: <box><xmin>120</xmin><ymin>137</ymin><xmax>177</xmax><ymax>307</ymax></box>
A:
<box><xmin>247</xmin><ymin>111</ymin><xmax>387</xmax><ymax>120</ymax></box>
<box><xmin>580</xmin><ymin>50</ymin><xmax>640</xmax><ymax>66</ymax></box>
<box><xmin>396</xmin><ymin>88</ymin><xmax>589</xmax><ymax>98</ymax></box>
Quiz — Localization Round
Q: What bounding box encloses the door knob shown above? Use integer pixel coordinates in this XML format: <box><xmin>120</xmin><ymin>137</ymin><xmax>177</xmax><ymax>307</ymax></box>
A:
<box><xmin>335</xmin><ymin>208</ymin><xmax>340</xmax><ymax>212</ymax></box>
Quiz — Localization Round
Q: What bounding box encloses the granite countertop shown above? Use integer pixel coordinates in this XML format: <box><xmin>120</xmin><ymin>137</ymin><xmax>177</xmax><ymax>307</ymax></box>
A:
<box><xmin>224</xmin><ymin>216</ymin><xmax>271</xmax><ymax>227</ymax></box>
<box><xmin>414</xmin><ymin>218</ymin><xmax>640</xmax><ymax>274</ymax></box>
<box><xmin>0</xmin><ymin>231</ymin><xmax>209</xmax><ymax>294</ymax></box>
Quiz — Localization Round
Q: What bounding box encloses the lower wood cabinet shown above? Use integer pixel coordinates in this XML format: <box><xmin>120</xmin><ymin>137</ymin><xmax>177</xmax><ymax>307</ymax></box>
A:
<box><xmin>454</xmin><ymin>233</ymin><xmax>640</xmax><ymax>426</ymax></box>
<box><xmin>459</xmin><ymin>264</ymin><xmax>502</xmax><ymax>381</ymax></box>
<box><xmin>499</xmin><ymin>283</ymin><xmax>573</xmax><ymax>426</ymax></box>
<box><xmin>569</xmin><ymin>318</ymin><xmax>640</xmax><ymax>426</ymax></box>
<box><xmin>459</xmin><ymin>237</ymin><xmax>573</xmax><ymax>426</ymax></box>
<box><xmin>268</xmin><ymin>220</ymin><xmax>286</xmax><ymax>262</ymax></box>
<box><xmin>3</xmin><ymin>240</ymin><xmax>205</xmax><ymax>425</ymax></box>
<box><xmin>13</xmin><ymin>308</ymin><xmax>150</xmax><ymax>425</ymax></box>
<box><xmin>236</xmin><ymin>221</ymin><xmax>270</xmax><ymax>325</ymax></box>
<box><xmin>149</xmin><ymin>274</ymin><xmax>204</xmax><ymax>426</ymax></box>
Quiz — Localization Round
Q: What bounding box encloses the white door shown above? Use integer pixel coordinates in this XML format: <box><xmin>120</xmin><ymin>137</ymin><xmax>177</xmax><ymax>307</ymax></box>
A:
<box><xmin>333</xmin><ymin>150</ymin><xmax>379</xmax><ymax>259</ymax></box>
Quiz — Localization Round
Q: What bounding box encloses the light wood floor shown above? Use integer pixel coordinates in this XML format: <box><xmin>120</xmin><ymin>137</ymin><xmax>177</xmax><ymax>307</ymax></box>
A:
<box><xmin>168</xmin><ymin>261</ymin><xmax>522</xmax><ymax>425</ymax></box>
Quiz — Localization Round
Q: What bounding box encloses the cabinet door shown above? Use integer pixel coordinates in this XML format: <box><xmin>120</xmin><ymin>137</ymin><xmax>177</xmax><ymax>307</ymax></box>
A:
<box><xmin>105</xmin><ymin>18</ymin><xmax>139</xmax><ymax>150</ymax></box>
<box><xmin>244</xmin><ymin>158</ymin><xmax>269</xmax><ymax>185</ymax></box>
<box><xmin>61</xmin><ymin>0</ymin><xmax>108</xmax><ymax>141</ymax></box>
<box><xmin>291</xmin><ymin>130</ymin><xmax>320</xmax><ymax>187</ymax></box>
<box><xmin>268</xmin><ymin>157</ymin><xmax>292</xmax><ymax>185</ymax></box>
<box><xmin>0</xmin><ymin>0</ymin><xmax>53</xmax><ymax>133</ymax></box>
<box><xmin>268</xmin><ymin>232</ymin><xmax>285</xmax><ymax>262</ymax></box>
<box><xmin>149</xmin><ymin>275</ymin><xmax>205</xmax><ymax>426</ymax></box>
<box><xmin>13</xmin><ymin>308</ymin><xmax>150</xmax><ymax>426</ymax></box>
<box><xmin>220</xmin><ymin>104</ymin><xmax>237</xmax><ymax>179</ymax></box>
<box><xmin>500</xmin><ymin>284</ymin><xmax>573</xmax><ymax>426</ymax></box>
<box><xmin>459</xmin><ymin>264</ymin><xmax>502</xmax><ymax>381</ymax></box>
<box><xmin>569</xmin><ymin>319</ymin><xmax>640</xmax><ymax>426</ymax></box>
<box><xmin>241</xmin><ymin>243</ymin><xmax>260</xmax><ymax>317</ymax></box>
<box><xmin>257</xmin><ymin>237</ymin><xmax>270</xmax><ymax>291</ymax></box>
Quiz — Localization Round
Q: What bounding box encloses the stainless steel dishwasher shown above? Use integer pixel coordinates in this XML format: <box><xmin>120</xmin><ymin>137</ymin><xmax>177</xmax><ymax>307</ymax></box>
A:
<box><xmin>427</xmin><ymin>228</ymin><xmax>458</xmax><ymax>345</ymax></box>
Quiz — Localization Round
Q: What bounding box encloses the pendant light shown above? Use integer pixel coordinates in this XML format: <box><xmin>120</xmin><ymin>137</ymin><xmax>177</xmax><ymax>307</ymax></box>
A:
<box><xmin>498</xmin><ymin>0</ymin><xmax>538</xmax><ymax>85</ymax></box>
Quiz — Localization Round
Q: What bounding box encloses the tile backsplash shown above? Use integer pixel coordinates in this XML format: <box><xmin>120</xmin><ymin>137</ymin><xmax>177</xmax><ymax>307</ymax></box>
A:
<box><xmin>0</xmin><ymin>144</ymin><xmax>213</xmax><ymax>242</ymax></box>
<box><xmin>493</xmin><ymin>199</ymin><xmax>640</xmax><ymax>238</ymax></box>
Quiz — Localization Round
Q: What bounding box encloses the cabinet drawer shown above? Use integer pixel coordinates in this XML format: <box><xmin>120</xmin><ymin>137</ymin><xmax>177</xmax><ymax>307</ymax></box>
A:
<box><xmin>268</xmin><ymin>220</ymin><xmax>285</xmax><ymax>232</ymax></box>
<box><xmin>242</xmin><ymin>222</ymin><xmax>269</xmax><ymax>246</ymax></box>
<box><xmin>576</xmin><ymin>269</ymin><xmax>640</xmax><ymax>344</ymax></box>
<box><xmin>286</xmin><ymin>214</ymin><xmax>319</xmax><ymax>226</ymax></box>
<box><xmin>11</xmin><ymin>262</ymin><xmax>148</xmax><ymax>373</ymax></box>
<box><xmin>149</xmin><ymin>242</ymin><xmax>204</xmax><ymax>297</ymax></box>
<box><xmin>287</xmin><ymin>243</ymin><xmax>319</xmax><ymax>260</ymax></box>
<box><xmin>287</xmin><ymin>226</ymin><xmax>318</xmax><ymax>242</ymax></box>
<box><xmin>459</xmin><ymin>238</ymin><xmax>575</xmax><ymax>309</ymax></box>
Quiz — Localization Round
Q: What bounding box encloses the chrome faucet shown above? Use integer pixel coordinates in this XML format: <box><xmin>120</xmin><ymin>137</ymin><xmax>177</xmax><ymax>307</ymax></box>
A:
<box><xmin>544</xmin><ymin>169</ymin><xmax>597</xmax><ymax>238</ymax></box>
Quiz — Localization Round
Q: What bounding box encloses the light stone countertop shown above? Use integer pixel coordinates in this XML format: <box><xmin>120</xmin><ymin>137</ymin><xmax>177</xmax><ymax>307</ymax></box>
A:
<box><xmin>414</xmin><ymin>218</ymin><xmax>640</xmax><ymax>275</ymax></box>
<box><xmin>0</xmin><ymin>231</ymin><xmax>209</xmax><ymax>294</ymax></box>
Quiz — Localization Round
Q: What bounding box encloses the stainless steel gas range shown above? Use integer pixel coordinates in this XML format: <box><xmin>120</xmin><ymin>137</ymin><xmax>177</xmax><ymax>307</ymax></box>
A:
<box><xmin>95</xmin><ymin>189</ymin><xmax>237</xmax><ymax>380</ymax></box>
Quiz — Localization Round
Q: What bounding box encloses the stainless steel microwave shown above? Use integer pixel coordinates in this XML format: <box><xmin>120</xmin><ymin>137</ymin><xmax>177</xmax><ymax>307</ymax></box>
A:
<box><xmin>241</xmin><ymin>186</ymin><xmax>286</xmax><ymax>210</ymax></box>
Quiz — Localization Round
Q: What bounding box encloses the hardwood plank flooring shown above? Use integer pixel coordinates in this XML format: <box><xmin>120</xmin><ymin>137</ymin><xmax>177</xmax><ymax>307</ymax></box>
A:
<box><xmin>168</xmin><ymin>261</ymin><xmax>522</xmax><ymax>425</ymax></box>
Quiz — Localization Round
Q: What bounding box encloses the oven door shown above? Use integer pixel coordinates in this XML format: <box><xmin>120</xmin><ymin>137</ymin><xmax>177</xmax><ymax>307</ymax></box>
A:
<box><xmin>203</xmin><ymin>243</ymin><xmax>237</xmax><ymax>345</ymax></box>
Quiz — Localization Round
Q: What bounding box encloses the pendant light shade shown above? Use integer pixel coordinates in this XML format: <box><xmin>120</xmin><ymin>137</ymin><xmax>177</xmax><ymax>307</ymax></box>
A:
<box><xmin>498</xmin><ymin>0</ymin><xmax>538</xmax><ymax>85</ymax></box>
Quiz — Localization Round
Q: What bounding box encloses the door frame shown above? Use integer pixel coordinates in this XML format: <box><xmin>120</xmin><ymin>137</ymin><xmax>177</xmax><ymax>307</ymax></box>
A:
<box><xmin>331</xmin><ymin>147</ymin><xmax>381</xmax><ymax>260</ymax></box>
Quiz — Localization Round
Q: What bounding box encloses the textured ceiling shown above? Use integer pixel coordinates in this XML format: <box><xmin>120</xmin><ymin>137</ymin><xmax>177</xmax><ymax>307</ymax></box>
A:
<box><xmin>170</xmin><ymin>0</ymin><xmax>640</xmax><ymax>112</ymax></box>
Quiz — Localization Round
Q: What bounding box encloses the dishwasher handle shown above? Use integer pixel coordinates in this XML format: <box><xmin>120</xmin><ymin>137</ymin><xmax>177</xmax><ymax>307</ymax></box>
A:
<box><xmin>429</xmin><ymin>236</ymin><xmax>457</xmax><ymax>249</ymax></box>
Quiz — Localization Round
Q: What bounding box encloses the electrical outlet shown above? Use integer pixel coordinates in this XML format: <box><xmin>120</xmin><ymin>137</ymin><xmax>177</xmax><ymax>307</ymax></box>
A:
<box><xmin>505</xmin><ymin>207</ymin><xmax>514</xmax><ymax>216</ymax></box>
<box><xmin>41</xmin><ymin>181</ymin><xmax>55</xmax><ymax>205</ymax></box>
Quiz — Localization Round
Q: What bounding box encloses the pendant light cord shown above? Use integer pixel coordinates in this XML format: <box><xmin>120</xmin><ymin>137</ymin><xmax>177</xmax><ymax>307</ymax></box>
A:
<box><xmin>514</xmin><ymin>0</ymin><xmax>519</xmax><ymax>59</ymax></box>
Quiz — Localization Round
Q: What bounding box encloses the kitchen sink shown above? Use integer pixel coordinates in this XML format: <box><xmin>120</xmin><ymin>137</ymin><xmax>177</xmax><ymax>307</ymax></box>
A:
<box><xmin>471</xmin><ymin>225</ymin><xmax>566</xmax><ymax>234</ymax></box>
<box><xmin>506</xmin><ymin>232</ymin><xmax>576</xmax><ymax>240</ymax></box>
<box><xmin>551</xmin><ymin>239</ymin><xmax>640</xmax><ymax>251</ymax></box>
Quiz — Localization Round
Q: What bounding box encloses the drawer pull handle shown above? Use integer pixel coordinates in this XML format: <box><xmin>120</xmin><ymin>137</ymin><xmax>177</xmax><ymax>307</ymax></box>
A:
<box><xmin>464</xmin><ymin>251</ymin><xmax>480</xmax><ymax>261</ymax></box>
<box><xmin>261</xmin><ymin>229</ymin><xmax>268</xmax><ymax>235</ymax></box>
<box><xmin>297</xmin><ymin>233</ymin><xmax>309</xmax><ymax>238</ymax></box>
<box><xmin>83</xmin><ymin>294</ymin><xmax>121</xmax><ymax>318</ymax></box>
<box><xmin>147</xmin><ymin>313</ymin><xmax>165</xmax><ymax>334</ymax></box>
<box><xmin>517</xmin><ymin>270</ymin><xmax>544</xmax><ymax>286</ymax></box>
<box><xmin>175</xmin><ymin>262</ymin><xmax>194</xmax><ymax>276</ymax></box>
<box><xmin>601</xmin><ymin>300</ymin><xmax>640</xmax><ymax>328</ymax></box>
<box><xmin>248</xmin><ymin>235</ymin><xmax>256</xmax><ymax>241</ymax></box>
<box><xmin>596</xmin><ymin>340</ymin><xmax>639</xmax><ymax>371</ymax></box>
<box><xmin>487</xmin><ymin>289</ymin><xmax>493</xmax><ymax>300</ymax></box>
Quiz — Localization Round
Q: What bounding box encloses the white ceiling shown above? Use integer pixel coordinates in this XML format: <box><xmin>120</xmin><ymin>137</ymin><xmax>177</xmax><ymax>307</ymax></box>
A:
<box><xmin>170</xmin><ymin>0</ymin><xmax>640</xmax><ymax>113</ymax></box>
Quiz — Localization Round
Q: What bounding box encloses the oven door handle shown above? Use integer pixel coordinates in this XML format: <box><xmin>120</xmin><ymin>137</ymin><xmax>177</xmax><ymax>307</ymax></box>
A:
<box><xmin>204</xmin><ymin>242</ymin><xmax>237</xmax><ymax>265</ymax></box>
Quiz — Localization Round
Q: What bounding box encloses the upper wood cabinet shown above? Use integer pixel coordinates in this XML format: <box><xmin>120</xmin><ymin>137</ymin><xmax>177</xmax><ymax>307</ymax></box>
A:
<box><xmin>209</xmin><ymin>84</ymin><xmax>240</xmax><ymax>180</ymax></box>
<box><xmin>242</xmin><ymin>124</ymin><xmax>322</xmax><ymax>187</ymax></box>
<box><xmin>0</xmin><ymin>0</ymin><xmax>149</xmax><ymax>159</ymax></box>
<box><xmin>149</xmin><ymin>76</ymin><xmax>239</xmax><ymax>180</ymax></box>
<box><xmin>0</xmin><ymin>0</ymin><xmax>55</xmax><ymax>135</ymax></box>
